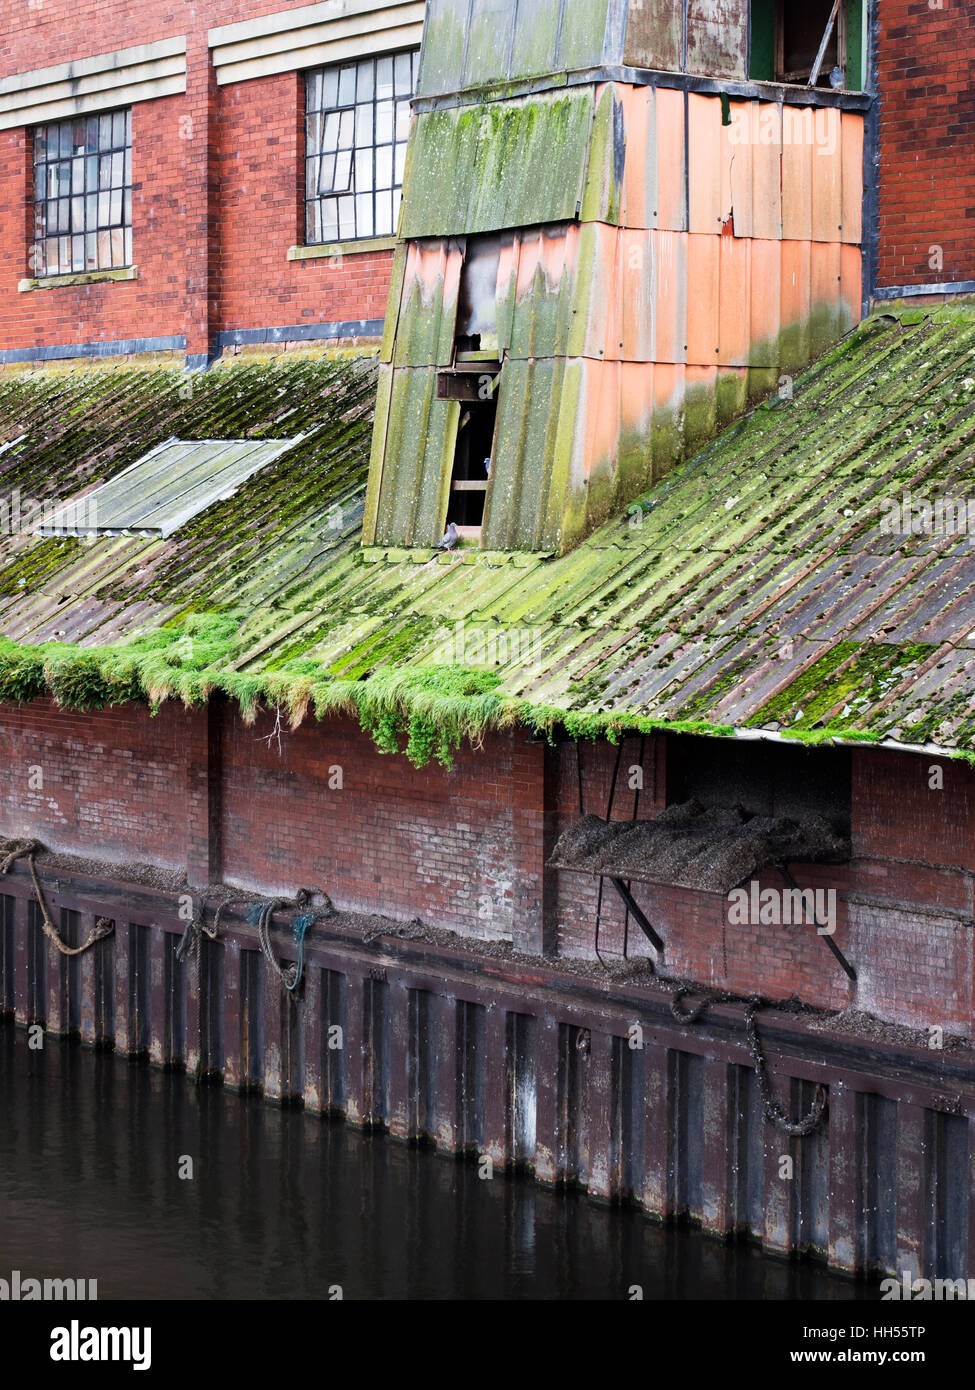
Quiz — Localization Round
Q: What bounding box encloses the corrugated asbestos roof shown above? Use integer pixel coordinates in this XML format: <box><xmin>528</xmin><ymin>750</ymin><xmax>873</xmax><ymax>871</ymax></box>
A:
<box><xmin>37</xmin><ymin>436</ymin><xmax>302</xmax><ymax>538</ymax></box>
<box><xmin>0</xmin><ymin>304</ymin><xmax>974</xmax><ymax>751</ymax></box>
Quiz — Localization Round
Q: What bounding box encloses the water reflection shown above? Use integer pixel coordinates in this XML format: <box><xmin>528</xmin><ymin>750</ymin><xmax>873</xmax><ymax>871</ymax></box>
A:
<box><xmin>0</xmin><ymin>1023</ymin><xmax>879</xmax><ymax>1301</ymax></box>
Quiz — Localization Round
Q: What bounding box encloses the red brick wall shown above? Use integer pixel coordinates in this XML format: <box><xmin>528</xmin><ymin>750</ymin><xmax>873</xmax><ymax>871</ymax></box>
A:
<box><xmin>218</xmin><ymin>707</ymin><xmax>540</xmax><ymax>948</ymax></box>
<box><xmin>216</xmin><ymin>73</ymin><xmax>394</xmax><ymax>336</ymax></box>
<box><xmin>875</xmin><ymin>0</ymin><xmax>975</xmax><ymax>289</ymax></box>
<box><xmin>0</xmin><ymin>695</ymin><xmax>971</xmax><ymax>1034</ymax></box>
<box><xmin>0</xmin><ymin>697</ymin><xmax>188</xmax><ymax>867</ymax></box>
<box><xmin>0</xmin><ymin>1</ymin><xmax>396</xmax><ymax>358</ymax></box>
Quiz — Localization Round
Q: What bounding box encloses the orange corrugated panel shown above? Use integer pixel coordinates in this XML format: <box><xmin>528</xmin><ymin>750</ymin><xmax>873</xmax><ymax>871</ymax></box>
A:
<box><xmin>620</xmin><ymin>228</ymin><xmax>655</xmax><ymax>362</ymax></box>
<box><xmin>841</xmin><ymin>244</ymin><xmax>863</xmax><ymax>326</ymax></box>
<box><xmin>653</xmin><ymin>230</ymin><xmax>686</xmax><ymax>364</ymax></box>
<box><xmin>810</xmin><ymin>240</ymin><xmax>841</xmax><ymax>307</ymax></box>
<box><xmin>687</xmin><ymin>91</ymin><xmax>724</xmax><ymax>234</ymax></box>
<box><xmin>655</xmin><ymin>87</ymin><xmax>686</xmax><ymax>232</ymax></box>
<box><xmin>810</xmin><ymin>107</ymin><xmax>843</xmax><ymax>243</ymax></box>
<box><xmin>587</xmin><ymin>358</ymin><xmax>623</xmax><ymax>482</ymax></box>
<box><xmin>619</xmin><ymin>359</ymin><xmax>656</xmax><ymax>437</ymax></box>
<box><xmin>619</xmin><ymin>85</ymin><xmax>654</xmax><ymax>230</ymax></box>
<box><xmin>686</xmin><ymin>234</ymin><xmax>720</xmax><ymax>366</ymax></box>
<box><xmin>750</xmin><ymin>104</ymin><xmax>782</xmax><ymax>241</ymax></box>
<box><xmin>780</xmin><ymin>239</ymin><xmax>812</xmax><ymax>351</ymax></box>
<box><xmin>840</xmin><ymin>113</ymin><xmax>864</xmax><ymax>245</ymax></box>
<box><xmin>718</xmin><ymin>234</ymin><xmax>751</xmax><ymax>367</ymax></box>
<box><xmin>748</xmin><ymin>238</ymin><xmax>782</xmax><ymax>367</ymax></box>
<box><xmin>781</xmin><ymin>107</ymin><xmax>814</xmax><ymax>241</ymax></box>
<box><xmin>724</xmin><ymin>100</ymin><xmax>755</xmax><ymax>238</ymax></box>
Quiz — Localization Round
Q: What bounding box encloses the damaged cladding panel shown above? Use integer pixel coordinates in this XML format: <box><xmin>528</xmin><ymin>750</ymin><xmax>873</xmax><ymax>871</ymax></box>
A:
<box><xmin>37</xmin><ymin>436</ymin><xmax>302</xmax><ymax>539</ymax></box>
<box><xmin>367</xmin><ymin>79</ymin><xmax>863</xmax><ymax>552</ymax></box>
<box><xmin>416</xmin><ymin>0</ymin><xmax>752</xmax><ymax>97</ymax></box>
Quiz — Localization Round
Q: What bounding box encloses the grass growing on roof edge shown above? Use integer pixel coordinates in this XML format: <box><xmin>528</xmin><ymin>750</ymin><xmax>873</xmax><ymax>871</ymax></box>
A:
<box><xmin>0</xmin><ymin>614</ymin><xmax>935</xmax><ymax>767</ymax></box>
<box><xmin>0</xmin><ymin>614</ymin><xmax>746</xmax><ymax>768</ymax></box>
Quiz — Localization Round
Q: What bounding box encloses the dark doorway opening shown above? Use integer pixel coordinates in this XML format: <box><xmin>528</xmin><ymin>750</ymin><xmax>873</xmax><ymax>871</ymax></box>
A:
<box><xmin>446</xmin><ymin>396</ymin><xmax>496</xmax><ymax>530</ymax></box>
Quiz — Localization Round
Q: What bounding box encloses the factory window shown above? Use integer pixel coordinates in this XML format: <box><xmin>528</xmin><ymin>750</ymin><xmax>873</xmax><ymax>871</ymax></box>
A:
<box><xmin>31</xmin><ymin>109</ymin><xmax>132</xmax><ymax>278</ymax></box>
<box><xmin>304</xmin><ymin>50</ymin><xmax>418</xmax><ymax>244</ymax></box>
<box><xmin>750</xmin><ymin>1</ymin><xmax>865</xmax><ymax>91</ymax></box>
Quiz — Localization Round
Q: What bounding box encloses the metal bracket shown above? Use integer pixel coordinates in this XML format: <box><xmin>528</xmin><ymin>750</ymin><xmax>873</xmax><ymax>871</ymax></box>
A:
<box><xmin>776</xmin><ymin>863</ymin><xmax>856</xmax><ymax>982</ymax></box>
<box><xmin>609</xmin><ymin>877</ymin><xmax>664</xmax><ymax>952</ymax></box>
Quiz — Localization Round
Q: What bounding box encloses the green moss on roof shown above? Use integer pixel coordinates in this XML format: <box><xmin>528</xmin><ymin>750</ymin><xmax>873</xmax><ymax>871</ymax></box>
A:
<box><xmin>0</xmin><ymin>307</ymin><xmax>974</xmax><ymax>765</ymax></box>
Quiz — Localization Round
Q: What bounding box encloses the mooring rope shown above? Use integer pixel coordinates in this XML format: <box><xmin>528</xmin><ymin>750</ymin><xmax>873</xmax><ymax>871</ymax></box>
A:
<box><xmin>248</xmin><ymin>891</ymin><xmax>319</xmax><ymax>993</ymax></box>
<box><xmin>669</xmin><ymin>983</ymin><xmax>827</xmax><ymax>1136</ymax></box>
<box><xmin>0</xmin><ymin>837</ymin><xmax>114</xmax><ymax>956</ymax></box>
<box><xmin>175</xmin><ymin>886</ymin><xmax>253</xmax><ymax>964</ymax></box>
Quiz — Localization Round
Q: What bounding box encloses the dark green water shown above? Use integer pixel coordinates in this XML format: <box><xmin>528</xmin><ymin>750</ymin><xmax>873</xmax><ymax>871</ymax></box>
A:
<box><xmin>0</xmin><ymin>1022</ymin><xmax>880</xmax><ymax>1301</ymax></box>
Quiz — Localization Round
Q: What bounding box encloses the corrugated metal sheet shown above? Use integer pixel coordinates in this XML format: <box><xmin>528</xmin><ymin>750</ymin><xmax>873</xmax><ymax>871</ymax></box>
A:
<box><xmin>399</xmin><ymin>88</ymin><xmax>597</xmax><ymax>238</ymax></box>
<box><xmin>37</xmin><ymin>436</ymin><xmax>302</xmax><ymax>539</ymax></box>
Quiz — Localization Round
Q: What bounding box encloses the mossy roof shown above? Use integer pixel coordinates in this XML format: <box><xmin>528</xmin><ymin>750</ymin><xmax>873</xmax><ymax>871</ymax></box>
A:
<box><xmin>0</xmin><ymin>304</ymin><xmax>974</xmax><ymax>757</ymax></box>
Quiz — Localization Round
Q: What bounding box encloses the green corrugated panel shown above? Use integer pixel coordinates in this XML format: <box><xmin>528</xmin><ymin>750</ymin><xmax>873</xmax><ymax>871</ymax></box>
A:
<box><xmin>510</xmin><ymin>0</ymin><xmax>563</xmax><ymax>79</ymax></box>
<box><xmin>578</xmin><ymin>82</ymin><xmax>624</xmax><ymax>225</ymax></box>
<box><xmin>415</xmin><ymin>0</ymin><xmax>469</xmax><ymax>99</ymax></box>
<box><xmin>393</xmin><ymin>240</ymin><xmax>462</xmax><ymax>367</ymax></box>
<box><xmin>463</xmin><ymin>0</ymin><xmax>518</xmax><ymax>87</ymax></box>
<box><xmin>399</xmin><ymin>89</ymin><xmax>596</xmax><ymax>239</ymax></box>
<box><xmin>361</xmin><ymin>363</ymin><xmax>394</xmax><ymax>545</ymax></box>
<box><xmin>482</xmin><ymin>356</ymin><xmax>571</xmax><ymax>550</ymax></box>
<box><xmin>379</xmin><ymin>242</ymin><xmax>409</xmax><ymax>365</ymax></box>
<box><xmin>374</xmin><ymin>369</ymin><xmax>458</xmax><ymax>547</ymax></box>
<box><xmin>557</xmin><ymin>0</ymin><xmax>612</xmax><ymax>68</ymax></box>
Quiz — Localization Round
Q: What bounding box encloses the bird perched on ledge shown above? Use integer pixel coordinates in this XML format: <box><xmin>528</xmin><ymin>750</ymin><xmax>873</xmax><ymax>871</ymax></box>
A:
<box><xmin>435</xmin><ymin>521</ymin><xmax>459</xmax><ymax>551</ymax></box>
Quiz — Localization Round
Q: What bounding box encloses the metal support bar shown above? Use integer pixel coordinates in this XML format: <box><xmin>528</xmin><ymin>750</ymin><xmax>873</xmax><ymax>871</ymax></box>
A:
<box><xmin>776</xmin><ymin>863</ymin><xmax>856</xmax><ymax>982</ymax></box>
<box><xmin>809</xmin><ymin>0</ymin><xmax>841</xmax><ymax>86</ymax></box>
<box><xmin>609</xmin><ymin>878</ymin><xmax>664</xmax><ymax>952</ymax></box>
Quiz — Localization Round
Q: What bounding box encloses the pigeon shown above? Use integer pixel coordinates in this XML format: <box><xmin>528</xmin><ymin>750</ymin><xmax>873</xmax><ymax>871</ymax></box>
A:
<box><xmin>828</xmin><ymin>65</ymin><xmax>844</xmax><ymax>89</ymax></box>
<box><xmin>435</xmin><ymin>521</ymin><xmax>459</xmax><ymax>551</ymax></box>
<box><xmin>484</xmin><ymin>456</ymin><xmax>492</xmax><ymax>477</ymax></box>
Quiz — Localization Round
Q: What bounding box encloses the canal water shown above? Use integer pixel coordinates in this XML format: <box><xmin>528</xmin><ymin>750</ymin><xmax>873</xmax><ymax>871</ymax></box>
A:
<box><xmin>0</xmin><ymin>1022</ymin><xmax>880</xmax><ymax>1301</ymax></box>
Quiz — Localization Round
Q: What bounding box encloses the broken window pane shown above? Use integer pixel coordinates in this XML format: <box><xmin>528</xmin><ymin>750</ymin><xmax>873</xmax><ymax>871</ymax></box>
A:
<box><xmin>304</xmin><ymin>50</ymin><xmax>418</xmax><ymax>243</ymax></box>
<box><xmin>30</xmin><ymin>107</ymin><xmax>132</xmax><ymax>275</ymax></box>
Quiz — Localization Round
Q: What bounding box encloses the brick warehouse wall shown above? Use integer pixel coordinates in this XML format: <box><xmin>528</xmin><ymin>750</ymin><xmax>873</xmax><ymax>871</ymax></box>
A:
<box><xmin>0</xmin><ymin>0</ymin><xmax>396</xmax><ymax>359</ymax></box>
<box><xmin>874</xmin><ymin>0</ymin><xmax>975</xmax><ymax>289</ymax></box>
<box><xmin>0</xmin><ymin>696</ymin><xmax>971</xmax><ymax>1035</ymax></box>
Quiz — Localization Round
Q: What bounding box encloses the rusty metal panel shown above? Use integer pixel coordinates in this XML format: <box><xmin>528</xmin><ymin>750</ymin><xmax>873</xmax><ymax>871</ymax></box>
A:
<box><xmin>685</xmin><ymin>0</ymin><xmax>748</xmax><ymax>79</ymax></box>
<box><xmin>623</xmin><ymin>0</ymin><xmax>681</xmax><ymax>70</ymax></box>
<box><xmin>400</xmin><ymin>88</ymin><xmax>596</xmax><ymax>238</ymax></box>
<box><xmin>781</xmin><ymin>107</ymin><xmax>815</xmax><ymax>242</ymax></box>
<box><xmin>686</xmin><ymin>233</ymin><xmax>721</xmax><ymax>363</ymax></box>
<box><xmin>652</xmin><ymin>229</ymin><xmax>688</xmax><ymax>363</ymax></box>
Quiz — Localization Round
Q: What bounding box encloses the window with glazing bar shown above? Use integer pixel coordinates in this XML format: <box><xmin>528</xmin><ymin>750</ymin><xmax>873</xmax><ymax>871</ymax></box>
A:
<box><xmin>304</xmin><ymin>50</ymin><xmax>417</xmax><ymax>244</ymax></box>
<box><xmin>31</xmin><ymin>109</ymin><xmax>132</xmax><ymax>278</ymax></box>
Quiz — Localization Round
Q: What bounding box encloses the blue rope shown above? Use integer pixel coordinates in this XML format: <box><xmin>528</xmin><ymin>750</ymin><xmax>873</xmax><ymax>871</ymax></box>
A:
<box><xmin>287</xmin><ymin>912</ymin><xmax>315</xmax><ymax>993</ymax></box>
